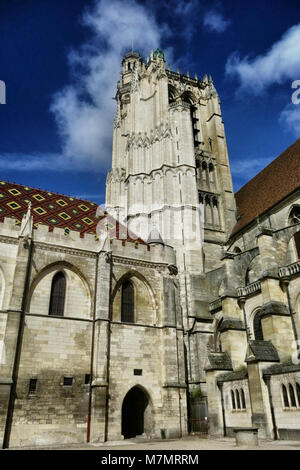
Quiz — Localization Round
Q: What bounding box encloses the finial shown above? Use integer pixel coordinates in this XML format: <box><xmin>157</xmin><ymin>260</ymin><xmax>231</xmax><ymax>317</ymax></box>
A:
<box><xmin>187</xmin><ymin>71</ymin><xmax>190</xmax><ymax>77</ymax></box>
<box><xmin>177</xmin><ymin>67</ymin><xmax>180</xmax><ymax>74</ymax></box>
<box><xmin>195</xmin><ymin>73</ymin><xmax>198</xmax><ymax>80</ymax></box>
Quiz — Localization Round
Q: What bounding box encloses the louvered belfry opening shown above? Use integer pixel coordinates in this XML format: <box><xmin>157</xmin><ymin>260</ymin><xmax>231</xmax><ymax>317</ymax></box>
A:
<box><xmin>49</xmin><ymin>272</ymin><xmax>66</xmax><ymax>316</ymax></box>
<box><xmin>121</xmin><ymin>280</ymin><xmax>134</xmax><ymax>323</ymax></box>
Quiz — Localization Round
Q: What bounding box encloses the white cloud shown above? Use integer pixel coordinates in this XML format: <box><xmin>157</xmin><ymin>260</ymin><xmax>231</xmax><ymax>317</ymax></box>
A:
<box><xmin>231</xmin><ymin>156</ymin><xmax>274</xmax><ymax>178</ymax></box>
<box><xmin>226</xmin><ymin>23</ymin><xmax>300</xmax><ymax>94</ymax></box>
<box><xmin>51</xmin><ymin>0</ymin><xmax>170</xmax><ymax>172</ymax></box>
<box><xmin>0</xmin><ymin>153</ymin><xmax>66</xmax><ymax>171</ymax></box>
<box><xmin>279</xmin><ymin>103</ymin><xmax>300</xmax><ymax>137</ymax></box>
<box><xmin>203</xmin><ymin>8</ymin><xmax>231</xmax><ymax>34</ymax></box>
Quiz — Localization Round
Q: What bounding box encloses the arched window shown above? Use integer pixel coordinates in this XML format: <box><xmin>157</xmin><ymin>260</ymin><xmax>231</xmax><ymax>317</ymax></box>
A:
<box><xmin>282</xmin><ymin>384</ymin><xmax>289</xmax><ymax>407</ymax></box>
<box><xmin>49</xmin><ymin>272</ymin><xmax>66</xmax><ymax>316</ymax></box>
<box><xmin>293</xmin><ymin>231</ymin><xmax>300</xmax><ymax>260</ymax></box>
<box><xmin>253</xmin><ymin>312</ymin><xmax>264</xmax><ymax>340</ymax></box>
<box><xmin>168</xmin><ymin>85</ymin><xmax>177</xmax><ymax>104</ymax></box>
<box><xmin>289</xmin><ymin>384</ymin><xmax>297</xmax><ymax>407</ymax></box>
<box><xmin>288</xmin><ymin>207</ymin><xmax>300</xmax><ymax>259</ymax></box>
<box><xmin>241</xmin><ymin>389</ymin><xmax>246</xmax><ymax>409</ymax></box>
<box><xmin>296</xmin><ymin>383</ymin><xmax>300</xmax><ymax>407</ymax></box>
<box><xmin>121</xmin><ymin>280</ymin><xmax>134</xmax><ymax>323</ymax></box>
<box><xmin>235</xmin><ymin>389</ymin><xmax>241</xmax><ymax>409</ymax></box>
<box><xmin>231</xmin><ymin>390</ymin><xmax>236</xmax><ymax>409</ymax></box>
<box><xmin>289</xmin><ymin>206</ymin><xmax>300</xmax><ymax>225</ymax></box>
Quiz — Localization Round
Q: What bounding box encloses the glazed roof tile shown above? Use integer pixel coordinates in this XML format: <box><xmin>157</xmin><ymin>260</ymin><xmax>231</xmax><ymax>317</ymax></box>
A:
<box><xmin>0</xmin><ymin>180</ymin><xmax>146</xmax><ymax>244</ymax></box>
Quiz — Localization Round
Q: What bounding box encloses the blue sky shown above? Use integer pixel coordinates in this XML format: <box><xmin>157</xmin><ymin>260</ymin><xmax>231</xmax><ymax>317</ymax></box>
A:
<box><xmin>0</xmin><ymin>0</ymin><xmax>300</xmax><ymax>204</ymax></box>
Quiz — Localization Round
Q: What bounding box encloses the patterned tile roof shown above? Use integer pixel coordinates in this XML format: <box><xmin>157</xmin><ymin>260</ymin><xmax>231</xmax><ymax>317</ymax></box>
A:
<box><xmin>0</xmin><ymin>180</ymin><xmax>146</xmax><ymax>244</ymax></box>
<box><xmin>231</xmin><ymin>138</ymin><xmax>300</xmax><ymax>238</ymax></box>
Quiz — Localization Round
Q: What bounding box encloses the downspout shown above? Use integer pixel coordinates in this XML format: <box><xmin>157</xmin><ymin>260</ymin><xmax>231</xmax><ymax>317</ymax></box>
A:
<box><xmin>2</xmin><ymin>235</ymin><xmax>33</xmax><ymax>449</ymax></box>
<box><xmin>86</xmin><ymin>254</ymin><xmax>99</xmax><ymax>443</ymax></box>
<box><xmin>174</xmin><ymin>281</ymin><xmax>182</xmax><ymax>437</ymax></box>
<box><xmin>217</xmin><ymin>381</ymin><xmax>226</xmax><ymax>437</ymax></box>
<box><xmin>263</xmin><ymin>374</ymin><xmax>278</xmax><ymax>440</ymax></box>
<box><xmin>104</xmin><ymin>250</ymin><xmax>113</xmax><ymax>442</ymax></box>
<box><xmin>280</xmin><ymin>278</ymin><xmax>298</xmax><ymax>344</ymax></box>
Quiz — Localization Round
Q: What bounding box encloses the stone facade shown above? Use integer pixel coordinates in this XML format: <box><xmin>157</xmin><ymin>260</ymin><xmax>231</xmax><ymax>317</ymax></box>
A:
<box><xmin>0</xmin><ymin>49</ymin><xmax>300</xmax><ymax>447</ymax></box>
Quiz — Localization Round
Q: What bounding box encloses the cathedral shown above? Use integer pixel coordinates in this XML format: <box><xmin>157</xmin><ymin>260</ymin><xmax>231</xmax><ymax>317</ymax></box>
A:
<box><xmin>0</xmin><ymin>49</ymin><xmax>300</xmax><ymax>448</ymax></box>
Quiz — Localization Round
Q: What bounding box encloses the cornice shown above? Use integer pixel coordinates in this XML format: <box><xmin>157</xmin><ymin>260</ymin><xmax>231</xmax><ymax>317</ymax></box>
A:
<box><xmin>33</xmin><ymin>242</ymin><xmax>98</xmax><ymax>259</ymax></box>
<box><xmin>112</xmin><ymin>254</ymin><xmax>168</xmax><ymax>271</ymax></box>
<box><xmin>0</xmin><ymin>235</ymin><xmax>19</xmax><ymax>245</ymax></box>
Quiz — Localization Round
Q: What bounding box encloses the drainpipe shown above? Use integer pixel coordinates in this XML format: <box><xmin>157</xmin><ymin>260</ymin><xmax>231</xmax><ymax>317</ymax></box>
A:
<box><xmin>86</xmin><ymin>254</ymin><xmax>99</xmax><ymax>443</ymax></box>
<box><xmin>280</xmin><ymin>278</ymin><xmax>298</xmax><ymax>344</ymax></box>
<box><xmin>174</xmin><ymin>282</ymin><xmax>182</xmax><ymax>437</ymax></box>
<box><xmin>3</xmin><ymin>236</ymin><xmax>33</xmax><ymax>449</ymax></box>
<box><xmin>104</xmin><ymin>251</ymin><xmax>113</xmax><ymax>442</ymax></box>
<box><xmin>217</xmin><ymin>381</ymin><xmax>226</xmax><ymax>437</ymax></box>
<box><xmin>263</xmin><ymin>374</ymin><xmax>278</xmax><ymax>440</ymax></box>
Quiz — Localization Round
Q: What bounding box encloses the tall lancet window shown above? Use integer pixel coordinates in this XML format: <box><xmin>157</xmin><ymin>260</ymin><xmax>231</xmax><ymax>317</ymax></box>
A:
<box><xmin>49</xmin><ymin>272</ymin><xmax>66</xmax><ymax>316</ymax></box>
<box><xmin>288</xmin><ymin>206</ymin><xmax>300</xmax><ymax>259</ymax></box>
<box><xmin>121</xmin><ymin>280</ymin><xmax>134</xmax><ymax>323</ymax></box>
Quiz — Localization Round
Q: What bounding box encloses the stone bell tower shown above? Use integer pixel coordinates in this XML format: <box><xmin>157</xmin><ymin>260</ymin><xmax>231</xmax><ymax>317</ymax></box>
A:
<box><xmin>106</xmin><ymin>49</ymin><xmax>236</xmax><ymax>274</ymax></box>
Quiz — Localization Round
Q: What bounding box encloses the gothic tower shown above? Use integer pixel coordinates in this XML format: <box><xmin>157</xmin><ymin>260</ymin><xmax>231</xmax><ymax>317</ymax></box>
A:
<box><xmin>106</xmin><ymin>49</ymin><xmax>236</xmax><ymax>274</ymax></box>
<box><xmin>106</xmin><ymin>49</ymin><xmax>237</xmax><ymax>404</ymax></box>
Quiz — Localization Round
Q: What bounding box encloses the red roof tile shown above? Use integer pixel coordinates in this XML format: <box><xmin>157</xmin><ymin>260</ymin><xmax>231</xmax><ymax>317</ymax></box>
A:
<box><xmin>231</xmin><ymin>138</ymin><xmax>300</xmax><ymax>238</ymax></box>
<box><xmin>0</xmin><ymin>180</ymin><xmax>146</xmax><ymax>244</ymax></box>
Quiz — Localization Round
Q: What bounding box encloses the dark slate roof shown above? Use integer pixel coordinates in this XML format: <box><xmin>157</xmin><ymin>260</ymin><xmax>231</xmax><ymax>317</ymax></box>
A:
<box><xmin>231</xmin><ymin>138</ymin><xmax>300</xmax><ymax>238</ymax></box>
<box><xmin>0</xmin><ymin>180</ymin><xmax>146</xmax><ymax>244</ymax></box>
<box><xmin>246</xmin><ymin>340</ymin><xmax>280</xmax><ymax>363</ymax></box>
<box><xmin>217</xmin><ymin>369</ymin><xmax>248</xmax><ymax>383</ymax></box>
<box><xmin>205</xmin><ymin>352</ymin><xmax>233</xmax><ymax>371</ymax></box>
<box><xmin>263</xmin><ymin>362</ymin><xmax>300</xmax><ymax>376</ymax></box>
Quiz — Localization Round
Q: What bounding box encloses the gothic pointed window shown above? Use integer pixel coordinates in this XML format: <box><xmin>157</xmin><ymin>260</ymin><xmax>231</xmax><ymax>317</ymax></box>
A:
<box><xmin>121</xmin><ymin>280</ymin><xmax>134</xmax><ymax>323</ymax></box>
<box><xmin>253</xmin><ymin>312</ymin><xmax>264</xmax><ymax>340</ymax></box>
<box><xmin>294</xmin><ymin>231</ymin><xmax>300</xmax><ymax>259</ymax></box>
<box><xmin>288</xmin><ymin>207</ymin><xmax>300</xmax><ymax>259</ymax></box>
<box><xmin>296</xmin><ymin>383</ymin><xmax>300</xmax><ymax>407</ymax></box>
<box><xmin>282</xmin><ymin>384</ymin><xmax>289</xmax><ymax>407</ymax></box>
<box><xmin>289</xmin><ymin>384</ymin><xmax>297</xmax><ymax>407</ymax></box>
<box><xmin>235</xmin><ymin>389</ymin><xmax>241</xmax><ymax>409</ymax></box>
<box><xmin>49</xmin><ymin>272</ymin><xmax>66</xmax><ymax>316</ymax></box>
<box><xmin>241</xmin><ymin>389</ymin><xmax>246</xmax><ymax>409</ymax></box>
<box><xmin>231</xmin><ymin>390</ymin><xmax>236</xmax><ymax>409</ymax></box>
<box><xmin>289</xmin><ymin>206</ymin><xmax>300</xmax><ymax>225</ymax></box>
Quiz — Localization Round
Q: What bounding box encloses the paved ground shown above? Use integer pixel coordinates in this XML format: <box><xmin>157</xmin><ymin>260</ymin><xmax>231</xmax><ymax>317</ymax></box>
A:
<box><xmin>6</xmin><ymin>435</ymin><xmax>300</xmax><ymax>451</ymax></box>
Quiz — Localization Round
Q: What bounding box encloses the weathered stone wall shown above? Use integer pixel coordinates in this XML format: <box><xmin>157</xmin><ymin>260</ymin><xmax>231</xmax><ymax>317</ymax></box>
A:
<box><xmin>271</xmin><ymin>372</ymin><xmax>300</xmax><ymax>436</ymax></box>
<box><xmin>223</xmin><ymin>379</ymin><xmax>252</xmax><ymax>429</ymax></box>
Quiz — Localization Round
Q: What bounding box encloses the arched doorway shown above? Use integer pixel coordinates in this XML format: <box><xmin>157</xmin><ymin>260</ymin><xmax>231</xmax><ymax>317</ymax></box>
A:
<box><xmin>121</xmin><ymin>386</ymin><xmax>151</xmax><ymax>439</ymax></box>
